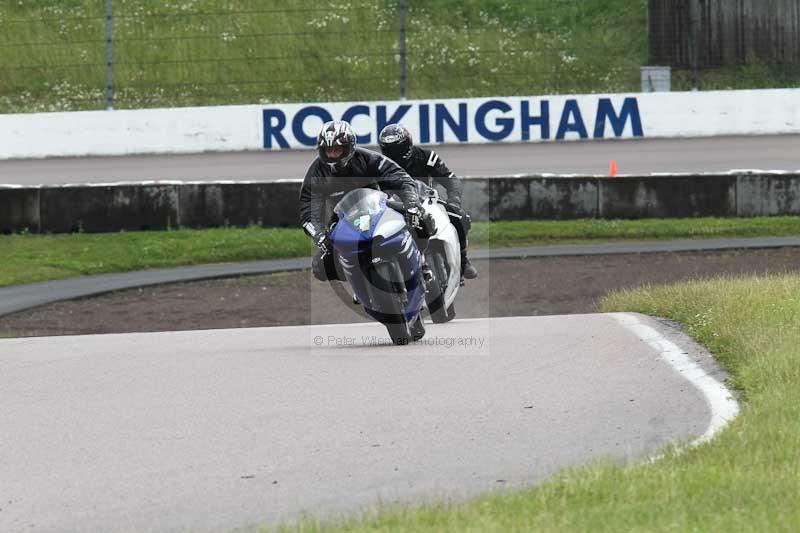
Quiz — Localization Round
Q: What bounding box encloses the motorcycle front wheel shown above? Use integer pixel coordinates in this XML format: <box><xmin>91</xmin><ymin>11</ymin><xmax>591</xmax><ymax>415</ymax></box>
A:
<box><xmin>368</xmin><ymin>261</ymin><xmax>414</xmax><ymax>345</ymax></box>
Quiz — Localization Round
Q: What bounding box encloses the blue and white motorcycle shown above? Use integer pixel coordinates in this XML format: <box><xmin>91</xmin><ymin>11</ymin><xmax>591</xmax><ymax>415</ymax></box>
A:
<box><xmin>329</xmin><ymin>188</ymin><xmax>427</xmax><ymax>345</ymax></box>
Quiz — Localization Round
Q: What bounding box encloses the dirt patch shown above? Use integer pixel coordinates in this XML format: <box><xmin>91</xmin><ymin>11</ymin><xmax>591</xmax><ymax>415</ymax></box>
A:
<box><xmin>2</xmin><ymin>248</ymin><xmax>800</xmax><ymax>337</ymax></box>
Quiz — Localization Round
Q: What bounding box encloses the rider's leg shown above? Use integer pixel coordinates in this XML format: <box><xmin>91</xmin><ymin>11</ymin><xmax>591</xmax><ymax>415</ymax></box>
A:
<box><xmin>447</xmin><ymin>210</ymin><xmax>478</xmax><ymax>279</ymax></box>
<box><xmin>311</xmin><ymin>250</ymin><xmax>342</xmax><ymax>281</ymax></box>
<box><xmin>412</xmin><ymin>233</ymin><xmax>434</xmax><ymax>285</ymax></box>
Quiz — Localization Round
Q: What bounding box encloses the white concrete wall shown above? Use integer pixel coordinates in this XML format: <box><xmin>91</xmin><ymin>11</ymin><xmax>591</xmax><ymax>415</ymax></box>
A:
<box><xmin>1</xmin><ymin>89</ymin><xmax>798</xmax><ymax>159</ymax></box>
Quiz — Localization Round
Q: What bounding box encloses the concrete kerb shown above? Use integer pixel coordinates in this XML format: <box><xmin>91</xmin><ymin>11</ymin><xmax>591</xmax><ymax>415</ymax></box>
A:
<box><xmin>3</xmin><ymin>237</ymin><xmax>800</xmax><ymax>319</ymax></box>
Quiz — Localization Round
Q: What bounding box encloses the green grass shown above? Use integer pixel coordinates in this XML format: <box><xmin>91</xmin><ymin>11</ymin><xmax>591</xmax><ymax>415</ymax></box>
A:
<box><xmin>475</xmin><ymin>216</ymin><xmax>800</xmax><ymax>248</ymax></box>
<box><xmin>0</xmin><ymin>0</ymin><xmax>648</xmax><ymax>112</ymax></box>
<box><xmin>2</xmin><ymin>1</ymin><xmax>797</xmax><ymax>112</ymax></box>
<box><xmin>0</xmin><ymin>226</ymin><xmax>313</xmax><ymax>288</ymax></box>
<box><xmin>1</xmin><ymin>216</ymin><xmax>799</xmax><ymax>288</ymax></box>
<box><xmin>274</xmin><ymin>274</ymin><xmax>800</xmax><ymax>532</ymax></box>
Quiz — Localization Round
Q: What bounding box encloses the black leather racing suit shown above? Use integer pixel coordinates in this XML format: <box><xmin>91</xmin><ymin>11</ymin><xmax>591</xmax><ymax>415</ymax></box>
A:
<box><xmin>394</xmin><ymin>145</ymin><xmax>471</xmax><ymax>260</ymax></box>
<box><xmin>300</xmin><ymin>147</ymin><xmax>420</xmax><ymax>281</ymax></box>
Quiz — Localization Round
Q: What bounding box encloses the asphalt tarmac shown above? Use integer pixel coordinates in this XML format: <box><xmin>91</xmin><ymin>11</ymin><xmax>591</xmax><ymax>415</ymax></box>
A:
<box><xmin>1</xmin><ymin>135</ymin><xmax>797</xmax><ymax>185</ymax></box>
<box><xmin>0</xmin><ymin>314</ymin><xmax>734</xmax><ymax>531</ymax></box>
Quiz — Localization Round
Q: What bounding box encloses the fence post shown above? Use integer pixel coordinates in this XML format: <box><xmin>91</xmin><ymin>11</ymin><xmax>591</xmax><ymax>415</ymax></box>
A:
<box><xmin>399</xmin><ymin>0</ymin><xmax>407</xmax><ymax>100</ymax></box>
<box><xmin>104</xmin><ymin>0</ymin><xmax>115</xmax><ymax>109</ymax></box>
<box><xmin>688</xmin><ymin>0</ymin><xmax>698</xmax><ymax>90</ymax></box>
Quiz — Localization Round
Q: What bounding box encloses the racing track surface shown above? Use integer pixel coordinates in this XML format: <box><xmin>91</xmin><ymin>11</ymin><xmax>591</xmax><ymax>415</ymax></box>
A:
<box><xmin>0</xmin><ymin>314</ymin><xmax>736</xmax><ymax>531</ymax></box>
<box><xmin>1</xmin><ymin>135</ymin><xmax>798</xmax><ymax>185</ymax></box>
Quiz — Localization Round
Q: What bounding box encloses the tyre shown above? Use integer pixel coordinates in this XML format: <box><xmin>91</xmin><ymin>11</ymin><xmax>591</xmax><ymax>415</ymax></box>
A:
<box><xmin>427</xmin><ymin>251</ymin><xmax>456</xmax><ymax>323</ymax></box>
<box><xmin>432</xmin><ymin>303</ymin><xmax>456</xmax><ymax>324</ymax></box>
<box><xmin>385</xmin><ymin>321</ymin><xmax>412</xmax><ymax>345</ymax></box>
<box><xmin>410</xmin><ymin>315</ymin><xmax>426</xmax><ymax>342</ymax></box>
<box><xmin>369</xmin><ymin>262</ymin><xmax>412</xmax><ymax>345</ymax></box>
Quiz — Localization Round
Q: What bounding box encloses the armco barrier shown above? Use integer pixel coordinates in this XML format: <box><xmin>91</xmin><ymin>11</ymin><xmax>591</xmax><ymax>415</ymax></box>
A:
<box><xmin>1</xmin><ymin>173</ymin><xmax>799</xmax><ymax>234</ymax></box>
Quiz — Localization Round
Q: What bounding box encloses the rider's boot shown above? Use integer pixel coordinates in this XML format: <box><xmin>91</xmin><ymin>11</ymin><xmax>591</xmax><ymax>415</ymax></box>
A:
<box><xmin>421</xmin><ymin>264</ymin><xmax>435</xmax><ymax>291</ymax></box>
<box><xmin>461</xmin><ymin>250</ymin><xmax>478</xmax><ymax>280</ymax></box>
<box><xmin>410</xmin><ymin>315</ymin><xmax>426</xmax><ymax>342</ymax></box>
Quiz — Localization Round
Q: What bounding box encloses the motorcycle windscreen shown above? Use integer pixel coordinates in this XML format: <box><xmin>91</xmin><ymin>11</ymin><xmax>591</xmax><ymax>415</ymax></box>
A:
<box><xmin>333</xmin><ymin>188</ymin><xmax>388</xmax><ymax>236</ymax></box>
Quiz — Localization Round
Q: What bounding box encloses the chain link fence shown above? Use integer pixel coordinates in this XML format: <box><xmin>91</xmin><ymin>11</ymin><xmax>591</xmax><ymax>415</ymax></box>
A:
<box><xmin>0</xmin><ymin>0</ymin><xmax>797</xmax><ymax>114</ymax></box>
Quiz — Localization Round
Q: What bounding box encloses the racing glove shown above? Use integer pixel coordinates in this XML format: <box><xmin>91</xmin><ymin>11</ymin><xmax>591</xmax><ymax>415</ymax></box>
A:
<box><xmin>404</xmin><ymin>206</ymin><xmax>422</xmax><ymax>230</ymax></box>
<box><xmin>314</xmin><ymin>232</ymin><xmax>331</xmax><ymax>254</ymax></box>
<box><xmin>304</xmin><ymin>221</ymin><xmax>331</xmax><ymax>254</ymax></box>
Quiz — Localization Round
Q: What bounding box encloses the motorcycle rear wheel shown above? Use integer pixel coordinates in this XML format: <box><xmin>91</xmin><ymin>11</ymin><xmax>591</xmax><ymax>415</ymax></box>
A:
<box><xmin>427</xmin><ymin>251</ymin><xmax>456</xmax><ymax>323</ymax></box>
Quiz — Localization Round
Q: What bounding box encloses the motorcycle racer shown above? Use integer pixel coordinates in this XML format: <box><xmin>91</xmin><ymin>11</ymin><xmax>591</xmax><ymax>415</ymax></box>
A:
<box><xmin>300</xmin><ymin>120</ymin><xmax>421</xmax><ymax>282</ymax></box>
<box><xmin>378</xmin><ymin>123</ymin><xmax>478</xmax><ymax>279</ymax></box>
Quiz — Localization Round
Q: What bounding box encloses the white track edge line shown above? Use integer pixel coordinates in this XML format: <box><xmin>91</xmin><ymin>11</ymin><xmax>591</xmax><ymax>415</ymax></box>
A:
<box><xmin>611</xmin><ymin>312</ymin><xmax>740</xmax><ymax>445</ymax></box>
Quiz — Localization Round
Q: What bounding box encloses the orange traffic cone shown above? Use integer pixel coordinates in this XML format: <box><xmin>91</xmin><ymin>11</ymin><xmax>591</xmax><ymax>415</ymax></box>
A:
<box><xmin>609</xmin><ymin>159</ymin><xmax>619</xmax><ymax>177</ymax></box>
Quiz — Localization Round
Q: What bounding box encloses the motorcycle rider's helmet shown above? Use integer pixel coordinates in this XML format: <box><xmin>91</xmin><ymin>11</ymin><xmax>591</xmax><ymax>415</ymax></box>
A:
<box><xmin>317</xmin><ymin>120</ymin><xmax>356</xmax><ymax>173</ymax></box>
<box><xmin>378</xmin><ymin>123</ymin><xmax>413</xmax><ymax>167</ymax></box>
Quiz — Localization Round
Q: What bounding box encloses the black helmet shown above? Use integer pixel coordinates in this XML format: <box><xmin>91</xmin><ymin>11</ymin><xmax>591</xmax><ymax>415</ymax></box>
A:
<box><xmin>317</xmin><ymin>120</ymin><xmax>356</xmax><ymax>172</ymax></box>
<box><xmin>378</xmin><ymin>123</ymin><xmax>413</xmax><ymax>167</ymax></box>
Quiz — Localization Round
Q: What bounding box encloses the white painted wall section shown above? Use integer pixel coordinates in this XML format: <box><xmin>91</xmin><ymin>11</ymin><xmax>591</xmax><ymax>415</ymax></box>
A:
<box><xmin>0</xmin><ymin>89</ymin><xmax>798</xmax><ymax>159</ymax></box>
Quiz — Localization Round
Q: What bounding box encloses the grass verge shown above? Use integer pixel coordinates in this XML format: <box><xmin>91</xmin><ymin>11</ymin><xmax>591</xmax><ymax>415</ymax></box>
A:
<box><xmin>0</xmin><ymin>226</ymin><xmax>313</xmax><ymax>288</ymax></box>
<box><xmin>2</xmin><ymin>216</ymin><xmax>800</xmax><ymax>288</ymax></box>
<box><xmin>0</xmin><ymin>0</ymin><xmax>646</xmax><ymax>112</ymax></box>
<box><xmin>473</xmin><ymin>216</ymin><xmax>800</xmax><ymax>248</ymax></box>
<box><xmin>276</xmin><ymin>274</ymin><xmax>800</xmax><ymax>531</ymax></box>
<box><xmin>4</xmin><ymin>1</ymin><xmax>798</xmax><ymax>112</ymax></box>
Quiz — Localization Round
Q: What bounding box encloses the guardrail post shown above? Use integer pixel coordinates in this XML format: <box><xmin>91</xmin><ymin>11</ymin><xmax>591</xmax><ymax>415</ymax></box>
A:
<box><xmin>399</xmin><ymin>0</ymin><xmax>407</xmax><ymax>100</ymax></box>
<box><xmin>104</xmin><ymin>0</ymin><xmax>115</xmax><ymax>109</ymax></box>
<box><xmin>688</xmin><ymin>0</ymin><xmax>698</xmax><ymax>90</ymax></box>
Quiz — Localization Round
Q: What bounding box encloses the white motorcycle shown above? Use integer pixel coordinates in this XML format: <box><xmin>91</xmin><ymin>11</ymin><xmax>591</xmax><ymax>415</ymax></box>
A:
<box><xmin>416</xmin><ymin>181</ymin><xmax>462</xmax><ymax>323</ymax></box>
